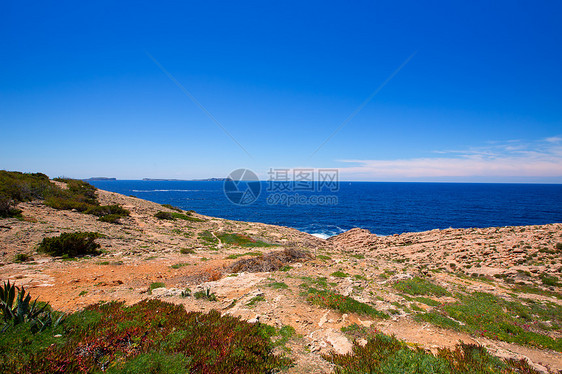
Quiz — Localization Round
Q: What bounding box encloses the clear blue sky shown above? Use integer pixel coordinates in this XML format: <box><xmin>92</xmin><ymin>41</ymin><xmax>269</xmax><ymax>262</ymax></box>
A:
<box><xmin>1</xmin><ymin>1</ymin><xmax>561</xmax><ymax>182</ymax></box>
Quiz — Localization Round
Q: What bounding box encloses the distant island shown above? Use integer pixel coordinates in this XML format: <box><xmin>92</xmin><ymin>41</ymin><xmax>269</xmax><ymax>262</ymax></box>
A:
<box><xmin>142</xmin><ymin>178</ymin><xmax>231</xmax><ymax>181</ymax></box>
<box><xmin>85</xmin><ymin>177</ymin><xmax>116</xmax><ymax>181</ymax></box>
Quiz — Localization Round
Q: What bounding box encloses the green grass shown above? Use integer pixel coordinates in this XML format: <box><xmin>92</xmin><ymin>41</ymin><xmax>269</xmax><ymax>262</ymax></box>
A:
<box><xmin>331</xmin><ymin>271</ymin><xmax>349</xmax><ymax>278</ymax></box>
<box><xmin>227</xmin><ymin>251</ymin><xmax>263</xmax><ymax>259</ymax></box>
<box><xmin>266</xmin><ymin>281</ymin><xmax>289</xmax><ymax>289</ymax></box>
<box><xmin>414</xmin><ymin>296</ymin><xmax>441</xmax><ymax>307</ymax></box>
<box><xmin>302</xmin><ymin>287</ymin><xmax>388</xmax><ymax>319</ymax></box>
<box><xmin>299</xmin><ymin>276</ymin><xmax>330</xmax><ymax>289</ymax></box>
<box><xmin>316</xmin><ymin>255</ymin><xmax>331</xmax><ymax>261</ymax></box>
<box><xmin>512</xmin><ymin>283</ymin><xmax>562</xmax><ymax>299</ymax></box>
<box><xmin>325</xmin><ymin>333</ymin><xmax>544</xmax><ymax>374</ymax></box>
<box><xmin>247</xmin><ymin>295</ymin><xmax>265</xmax><ymax>306</ymax></box>
<box><xmin>198</xmin><ymin>230</ymin><xmax>218</xmax><ymax>245</ymax></box>
<box><xmin>217</xmin><ymin>232</ymin><xmax>275</xmax><ymax>247</ymax></box>
<box><xmin>170</xmin><ymin>262</ymin><xmax>190</xmax><ymax>269</ymax></box>
<box><xmin>149</xmin><ymin>282</ymin><xmax>165</xmax><ymax>291</ymax></box>
<box><xmin>415</xmin><ymin>291</ymin><xmax>562</xmax><ymax>351</ymax></box>
<box><xmin>393</xmin><ymin>276</ymin><xmax>451</xmax><ymax>297</ymax></box>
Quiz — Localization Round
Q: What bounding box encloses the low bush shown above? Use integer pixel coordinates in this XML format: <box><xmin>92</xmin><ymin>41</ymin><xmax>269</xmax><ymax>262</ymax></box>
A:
<box><xmin>193</xmin><ymin>288</ymin><xmax>217</xmax><ymax>301</ymax></box>
<box><xmin>0</xmin><ymin>172</ymin><xmax>129</xmax><ymax>222</ymax></box>
<box><xmin>98</xmin><ymin>214</ymin><xmax>122</xmax><ymax>223</ymax></box>
<box><xmin>171</xmin><ymin>212</ymin><xmax>204</xmax><ymax>222</ymax></box>
<box><xmin>161</xmin><ymin>203</ymin><xmax>183</xmax><ymax>212</ymax></box>
<box><xmin>540</xmin><ymin>273</ymin><xmax>560</xmax><ymax>287</ymax></box>
<box><xmin>229</xmin><ymin>248</ymin><xmax>312</xmax><ymax>273</ymax></box>
<box><xmin>85</xmin><ymin>204</ymin><xmax>130</xmax><ymax>217</ymax></box>
<box><xmin>155</xmin><ymin>211</ymin><xmax>174</xmax><ymax>220</ymax></box>
<box><xmin>37</xmin><ymin>232</ymin><xmax>103</xmax><ymax>258</ymax></box>
<box><xmin>155</xmin><ymin>211</ymin><xmax>204</xmax><ymax>222</ymax></box>
<box><xmin>14</xmin><ymin>253</ymin><xmax>32</xmax><ymax>263</ymax></box>
<box><xmin>0</xmin><ymin>195</ymin><xmax>22</xmax><ymax>218</ymax></box>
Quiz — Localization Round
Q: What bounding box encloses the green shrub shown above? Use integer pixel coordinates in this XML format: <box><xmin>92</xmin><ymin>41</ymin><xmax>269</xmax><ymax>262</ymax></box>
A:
<box><xmin>37</xmin><ymin>232</ymin><xmax>102</xmax><ymax>257</ymax></box>
<box><xmin>14</xmin><ymin>253</ymin><xmax>32</xmax><ymax>263</ymax></box>
<box><xmin>98</xmin><ymin>214</ymin><xmax>122</xmax><ymax>223</ymax></box>
<box><xmin>180</xmin><ymin>247</ymin><xmax>195</xmax><ymax>254</ymax></box>
<box><xmin>155</xmin><ymin>211</ymin><xmax>174</xmax><ymax>220</ymax></box>
<box><xmin>193</xmin><ymin>288</ymin><xmax>217</xmax><ymax>301</ymax></box>
<box><xmin>171</xmin><ymin>212</ymin><xmax>204</xmax><ymax>222</ymax></box>
<box><xmin>540</xmin><ymin>273</ymin><xmax>560</xmax><ymax>287</ymax></box>
<box><xmin>161</xmin><ymin>203</ymin><xmax>183</xmax><ymax>212</ymax></box>
<box><xmin>85</xmin><ymin>204</ymin><xmax>130</xmax><ymax>217</ymax></box>
<box><xmin>0</xmin><ymin>171</ymin><xmax>52</xmax><ymax>203</ymax></box>
<box><xmin>154</xmin><ymin>210</ymin><xmax>204</xmax><ymax>222</ymax></box>
<box><xmin>393</xmin><ymin>276</ymin><xmax>451</xmax><ymax>297</ymax></box>
<box><xmin>0</xmin><ymin>195</ymin><xmax>22</xmax><ymax>218</ymax></box>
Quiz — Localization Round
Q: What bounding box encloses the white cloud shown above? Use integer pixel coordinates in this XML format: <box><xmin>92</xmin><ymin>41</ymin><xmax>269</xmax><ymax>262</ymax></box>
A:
<box><xmin>337</xmin><ymin>138</ymin><xmax>562</xmax><ymax>181</ymax></box>
<box><xmin>545</xmin><ymin>136</ymin><xmax>562</xmax><ymax>143</ymax></box>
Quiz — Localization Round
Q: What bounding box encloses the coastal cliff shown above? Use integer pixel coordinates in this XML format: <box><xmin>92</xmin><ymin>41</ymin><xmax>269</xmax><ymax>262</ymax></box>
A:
<box><xmin>1</xmin><ymin>178</ymin><xmax>561</xmax><ymax>373</ymax></box>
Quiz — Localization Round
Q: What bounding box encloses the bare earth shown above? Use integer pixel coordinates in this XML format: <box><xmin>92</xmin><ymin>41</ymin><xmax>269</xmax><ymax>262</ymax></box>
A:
<box><xmin>1</xmin><ymin>188</ymin><xmax>561</xmax><ymax>373</ymax></box>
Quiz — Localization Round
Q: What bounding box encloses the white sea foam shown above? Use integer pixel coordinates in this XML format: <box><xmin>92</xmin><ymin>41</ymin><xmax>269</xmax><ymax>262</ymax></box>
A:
<box><xmin>311</xmin><ymin>233</ymin><xmax>331</xmax><ymax>239</ymax></box>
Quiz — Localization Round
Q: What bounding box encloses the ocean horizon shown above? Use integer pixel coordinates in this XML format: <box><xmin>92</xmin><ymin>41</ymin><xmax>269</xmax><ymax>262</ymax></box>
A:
<box><xmin>88</xmin><ymin>180</ymin><xmax>562</xmax><ymax>238</ymax></box>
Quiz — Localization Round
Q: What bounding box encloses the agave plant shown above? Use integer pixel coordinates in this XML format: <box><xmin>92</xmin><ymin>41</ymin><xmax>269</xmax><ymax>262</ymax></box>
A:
<box><xmin>0</xmin><ymin>280</ymin><xmax>63</xmax><ymax>333</ymax></box>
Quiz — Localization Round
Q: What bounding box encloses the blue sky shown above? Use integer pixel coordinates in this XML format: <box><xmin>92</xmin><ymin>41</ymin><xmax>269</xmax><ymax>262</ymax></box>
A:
<box><xmin>1</xmin><ymin>1</ymin><xmax>561</xmax><ymax>182</ymax></box>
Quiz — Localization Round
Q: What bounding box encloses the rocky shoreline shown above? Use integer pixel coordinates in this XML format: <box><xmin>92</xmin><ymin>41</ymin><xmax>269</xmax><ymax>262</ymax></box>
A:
<box><xmin>1</xmin><ymin>185</ymin><xmax>561</xmax><ymax>372</ymax></box>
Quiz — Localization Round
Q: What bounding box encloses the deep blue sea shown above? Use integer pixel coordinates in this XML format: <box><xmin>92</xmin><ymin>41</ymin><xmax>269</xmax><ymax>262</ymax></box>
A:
<box><xmin>89</xmin><ymin>181</ymin><xmax>562</xmax><ymax>238</ymax></box>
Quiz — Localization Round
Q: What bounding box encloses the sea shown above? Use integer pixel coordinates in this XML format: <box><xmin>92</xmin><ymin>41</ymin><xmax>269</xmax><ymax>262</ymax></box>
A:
<box><xmin>88</xmin><ymin>181</ymin><xmax>562</xmax><ymax>239</ymax></box>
